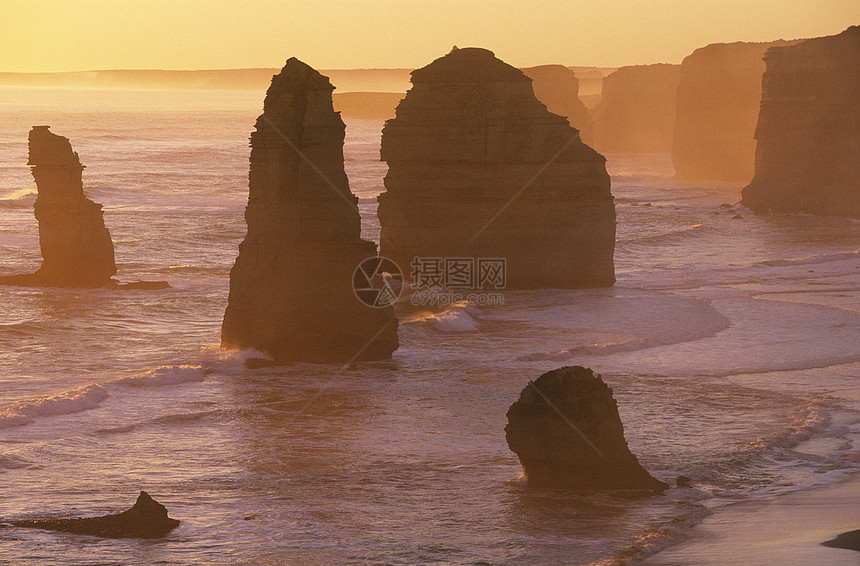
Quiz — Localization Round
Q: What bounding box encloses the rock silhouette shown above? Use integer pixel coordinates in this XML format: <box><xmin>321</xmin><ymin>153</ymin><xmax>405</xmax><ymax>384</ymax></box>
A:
<box><xmin>0</xmin><ymin>126</ymin><xmax>116</xmax><ymax>287</ymax></box>
<box><xmin>822</xmin><ymin>528</ymin><xmax>860</xmax><ymax>552</ymax></box>
<box><xmin>6</xmin><ymin>491</ymin><xmax>179</xmax><ymax>539</ymax></box>
<box><xmin>742</xmin><ymin>26</ymin><xmax>860</xmax><ymax>217</ymax></box>
<box><xmin>0</xmin><ymin>127</ymin><xmax>168</xmax><ymax>289</ymax></box>
<box><xmin>505</xmin><ymin>366</ymin><xmax>668</xmax><ymax>491</ymax></box>
<box><xmin>221</xmin><ymin>58</ymin><xmax>398</xmax><ymax>363</ymax></box>
<box><xmin>672</xmin><ymin>39</ymin><xmax>801</xmax><ymax>181</ymax></box>
<box><xmin>593</xmin><ymin>64</ymin><xmax>680</xmax><ymax>153</ymax></box>
<box><xmin>378</xmin><ymin>48</ymin><xmax>615</xmax><ymax>289</ymax></box>
<box><xmin>521</xmin><ymin>64</ymin><xmax>594</xmax><ymax>144</ymax></box>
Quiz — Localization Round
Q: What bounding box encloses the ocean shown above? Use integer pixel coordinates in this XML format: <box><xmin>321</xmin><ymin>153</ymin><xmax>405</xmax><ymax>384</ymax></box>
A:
<box><xmin>0</xmin><ymin>86</ymin><xmax>858</xmax><ymax>565</ymax></box>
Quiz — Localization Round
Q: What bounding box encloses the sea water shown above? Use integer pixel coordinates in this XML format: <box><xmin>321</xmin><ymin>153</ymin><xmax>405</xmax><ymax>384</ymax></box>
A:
<box><xmin>0</xmin><ymin>87</ymin><xmax>858</xmax><ymax>565</ymax></box>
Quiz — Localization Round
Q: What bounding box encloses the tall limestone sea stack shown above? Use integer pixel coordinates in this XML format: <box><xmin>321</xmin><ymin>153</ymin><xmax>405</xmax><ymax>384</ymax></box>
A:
<box><xmin>592</xmin><ymin>64</ymin><xmax>680</xmax><ymax>153</ymax></box>
<box><xmin>742</xmin><ymin>26</ymin><xmax>860</xmax><ymax>217</ymax></box>
<box><xmin>0</xmin><ymin>126</ymin><xmax>116</xmax><ymax>287</ymax></box>
<box><xmin>378</xmin><ymin>48</ymin><xmax>615</xmax><ymax>289</ymax></box>
<box><xmin>672</xmin><ymin>40</ymin><xmax>800</xmax><ymax>181</ymax></box>
<box><xmin>221</xmin><ymin>58</ymin><xmax>398</xmax><ymax>363</ymax></box>
<box><xmin>521</xmin><ymin>65</ymin><xmax>594</xmax><ymax>144</ymax></box>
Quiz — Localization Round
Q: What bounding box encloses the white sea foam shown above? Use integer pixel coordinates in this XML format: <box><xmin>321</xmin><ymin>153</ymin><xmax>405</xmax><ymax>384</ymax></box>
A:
<box><xmin>759</xmin><ymin>248</ymin><xmax>859</xmax><ymax>267</ymax></box>
<box><xmin>409</xmin><ymin>302</ymin><xmax>481</xmax><ymax>332</ymax></box>
<box><xmin>113</xmin><ymin>364</ymin><xmax>205</xmax><ymax>387</ymax></box>
<box><xmin>0</xmin><ymin>384</ymin><xmax>108</xmax><ymax>429</ymax></box>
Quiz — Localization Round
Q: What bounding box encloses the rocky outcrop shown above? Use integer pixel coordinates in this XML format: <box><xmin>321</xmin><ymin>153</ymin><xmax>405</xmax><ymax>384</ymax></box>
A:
<box><xmin>221</xmin><ymin>58</ymin><xmax>398</xmax><ymax>363</ymax></box>
<box><xmin>0</xmin><ymin>126</ymin><xmax>116</xmax><ymax>287</ymax></box>
<box><xmin>521</xmin><ymin>65</ymin><xmax>593</xmax><ymax>143</ymax></box>
<box><xmin>505</xmin><ymin>366</ymin><xmax>668</xmax><ymax>491</ymax></box>
<box><xmin>742</xmin><ymin>27</ymin><xmax>860</xmax><ymax>217</ymax></box>
<box><xmin>672</xmin><ymin>39</ymin><xmax>801</xmax><ymax>181</ymax></box>
<box><xmin>6</xmin><ymin>491</ymin><xmax>179</xmax><ymax>539</ymax></box>
<box><xmin>593</xmin><ymin>64</ymin><xmax>680</xmax><ymax>153</ymax></box>
<box><xmin>823</xmin><ymin>528</ymin><xmax>860</xmax><ymax>552</ymax></box>
<box><xmin>378</xmin><ymin>48</ymin><xmax>615</xmax><ymax>289</ymax></box>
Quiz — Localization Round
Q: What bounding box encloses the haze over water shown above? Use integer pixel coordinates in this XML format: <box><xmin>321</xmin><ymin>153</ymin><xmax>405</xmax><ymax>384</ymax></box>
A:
<box><xmin>0</xmin><ymin>86</ymin><xmax>857</xmax><ymax>564</ymax></box>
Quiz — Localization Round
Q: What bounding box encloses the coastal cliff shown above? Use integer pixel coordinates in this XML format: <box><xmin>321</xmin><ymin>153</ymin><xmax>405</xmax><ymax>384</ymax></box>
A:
<box><xmin>593</xmin><ymin>64</ymin><xmax>680</xmax><ymax>153</ymax></box>
<box><xmin>672</xmin><ymin>40</ymin><xmax>800</xmax><ymax>181</ymax></box>
<box><xmin>742</xmin><ymin>26</ymin><xmax>860</xmax><ymax>216</ymax></box>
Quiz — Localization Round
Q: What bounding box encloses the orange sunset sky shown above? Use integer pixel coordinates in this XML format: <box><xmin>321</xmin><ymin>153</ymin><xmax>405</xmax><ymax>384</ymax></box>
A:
<box><xmin>1</xmin><ymin>0</ymin><xmax>858</xmax><ymax>72</ymax></box>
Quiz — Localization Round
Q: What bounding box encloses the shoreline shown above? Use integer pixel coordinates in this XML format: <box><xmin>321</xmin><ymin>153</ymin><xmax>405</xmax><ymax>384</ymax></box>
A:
<box><xmin>643</xmin><ymin>471</ymin><xmax>860</xmax><ymax>565</ymax></box>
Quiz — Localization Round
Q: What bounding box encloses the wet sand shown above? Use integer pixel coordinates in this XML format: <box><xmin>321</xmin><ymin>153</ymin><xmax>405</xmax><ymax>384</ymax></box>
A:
<box><xmin>645</xmin><ymin>472</ymin><xmax>860</xmax><ymax>565</ymax></box>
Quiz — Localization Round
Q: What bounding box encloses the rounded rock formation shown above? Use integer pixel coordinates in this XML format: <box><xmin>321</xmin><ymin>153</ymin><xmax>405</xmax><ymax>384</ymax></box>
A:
<box><xmin>505</xmin><ymin>366</ymin><xmax>668</xmax><ymax>491</ymax></box>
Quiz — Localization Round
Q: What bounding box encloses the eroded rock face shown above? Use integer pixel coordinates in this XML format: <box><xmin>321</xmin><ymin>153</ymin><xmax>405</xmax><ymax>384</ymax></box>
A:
<box><xmin>1</xmin><ymin>126</ymin><xmax>116</xmax><ymax>287</ymax></box>
<box><xmin>521</xmin><ymin>64</ymin><xmax>594</xmax><ymax>144</ymax></box>
<box><xmin>505</xmin><ymin>366</ymin><xmax>667</xmax><ymax>491</ymax></box>
<box><xmin>593</xmin><ymin>64</ymin><xmax>680</xmax><ymax>153</ymax></box>
<box><xmin>221</xmin><ymin>58</ymin><xmax>398</xmax><ymax>363</ymax></box>
<box><xmin>378</xmin><ymin>48</ymin><xmax>615</xmax><ymax>289</ymax></box>
<box><xmin>742</xmin><ymin>26</ymin><xmax>860</xmax><ymax>217</ymax></box>
<box><xmin>7</xmin><ymin>491</ymin><xmax>179</xmax><ymax>539</ymax></box>
<box><xmin>672</xmin><ymin>40</ymin><xmax>801</xmax><ymax>181</ymax></box>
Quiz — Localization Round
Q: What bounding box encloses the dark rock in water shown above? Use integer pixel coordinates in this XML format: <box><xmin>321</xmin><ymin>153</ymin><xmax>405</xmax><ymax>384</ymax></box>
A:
<box><xmin>0</xmin><ymin>126</ymin><xmax>116</xmax><ymax>287</ymax></box>
<box><xmin>379</xmin><ymin>48</ymin><xmax>615</xmax><ymax>289</ymax></box>
<box><xmin>221</xmin><ymin>58</ymin><xmax>398</xmax><ymax>363</ymax></box>
<box><xmin>7</xmin><ymin>491</ymin><xmax>179</xmax><ymax>539</ymax></box>
<box><xmin>521</xmin><ymin>64</ymin><xmax>594</xmax><ymax>144</ymax></box>
<box><xmin>742</xmin><ymin>26</ymin><xmax>860</xmax><ymax>217</ymax></box>
<box><xmin>672</xmin><ymin>39</ymin><xmax>802</xmax><ymax>182</ymax></box>
<box><xmin>822</xmin><ymin>528</ymin><xmax>860</xmax><ymax>552</ymax></box>
<box><xmin>592</xmin><ymin>63</ymin><xmax>680</xmax><ymax>153</ymax></box>
<box><xmin>505</xmin><ymin>366</ymin><xmax>668</xmax><ymax>491</ymax></box>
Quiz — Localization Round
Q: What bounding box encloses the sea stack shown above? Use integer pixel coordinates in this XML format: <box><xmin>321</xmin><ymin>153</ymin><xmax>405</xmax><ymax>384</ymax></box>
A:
<box><xmin>672</xmin><ymin>40</ymin><xmax>800</xmax><ymax>181</ymax></box>
<box><xmin>592</xmin><ymin>64</ymin><xmax>680</xmax><ymax>153</ymax></box>
<box><xmin>505</xmin><ymin>366</ymin><xmax>668</xmax><ymax>491</ymax></box>
<box><xmin>378</xmin><ymin>48</ymin><xmax>615</xmax><ymax>289</ymax></box>
<box><xmin>742</xmin><ymin>26</ymin><xmax>860</xmax><ymax>217</ymax></box>
<box><xmin>521</xmin><ymin>64</ymin><xmax>594</xmax><ymax>143</ymax></box>
<box><xmin>1</xmin><ymin>126</ymin><xmax>116</xmax><ymax>287</ymax></box>
<box><xmin>221</xmin><ymin>58</ymin><xmax>398</xmax><ymax>363</ymax></box>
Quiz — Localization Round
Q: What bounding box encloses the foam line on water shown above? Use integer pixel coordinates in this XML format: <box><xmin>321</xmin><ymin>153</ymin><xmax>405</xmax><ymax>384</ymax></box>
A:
<box><xmin>0</xmin><ymin>384</ymin><xmax>108</xmax><ymax>429</ymax></box>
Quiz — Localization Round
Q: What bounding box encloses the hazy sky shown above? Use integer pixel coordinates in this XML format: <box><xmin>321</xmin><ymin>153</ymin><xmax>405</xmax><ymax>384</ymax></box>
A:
<box><xmin>1</xmin><ymin>0</ymin><xmax>857</xmax><ymax>72</ymax></box>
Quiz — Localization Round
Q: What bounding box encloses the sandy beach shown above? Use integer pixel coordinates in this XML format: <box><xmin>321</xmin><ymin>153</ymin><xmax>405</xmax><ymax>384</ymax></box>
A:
<box><xmin>645</xmin><ymin>472</ymin><xmax>860</xmax><ymax>565</ymax></box>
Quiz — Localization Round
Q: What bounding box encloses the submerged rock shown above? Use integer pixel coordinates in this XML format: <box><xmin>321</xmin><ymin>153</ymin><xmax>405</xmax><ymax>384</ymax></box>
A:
<box><xmin>742</xmin><ymin>26</ymin><xmax>860</xmax><ymax>217</ymax></box>
<box><xmin>7</xmin><ymin>491</ymin><xmax>179</xmax><ymax>539</ymax></box>
<box><xmin>672</xmin><ymin>39</ymin><xmax>801</xmax><ymax>182</ymax></box>
<box><xmin>822</xmin><ymin>528</ymin><xmax>860</xmax><ymax>552</ymax></box>
<box><xmin>593</xmin><ymin>64</ymin><xmax>680</xmax><ymax>153</ymax></box>
<box><xmin>221</xmin><ymin>58</ymin><xmax>398</xmax><ymax>363</ymax></box>
<box><xmin>378</xmin><ymin>48</ymin><xmax>615</xmax><ymax>289</ymax></box>
<box><xmin>505</xmin><ymin>366</ymin><xmax>667</xmax><ymax>491</ymax></box>
<box><xmin>521</xmin><ymin>64</ymin><xmax>594</xmax><ymax>144</ymax></box>
<box><xmin>0</xmin><ymin>126</ymin><xmax>116</xmax><ymax>287</ymax></box>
